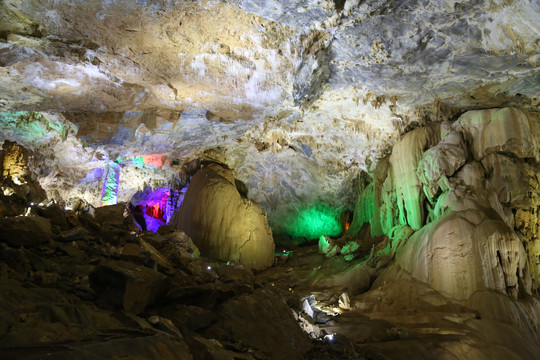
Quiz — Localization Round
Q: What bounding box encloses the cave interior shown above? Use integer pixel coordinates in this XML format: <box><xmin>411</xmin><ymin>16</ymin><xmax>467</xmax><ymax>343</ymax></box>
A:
<box><xmin>0</xmin><ymin>0</ymin><xmax>539</xmax><ymax>359</ymax></box>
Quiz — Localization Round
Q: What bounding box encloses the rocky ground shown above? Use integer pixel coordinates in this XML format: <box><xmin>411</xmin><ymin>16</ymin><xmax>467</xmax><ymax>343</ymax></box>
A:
<box><xmin>1</xmin><ymin>197</ymin><xmax>538</xmax><ymax>359</ymax></box>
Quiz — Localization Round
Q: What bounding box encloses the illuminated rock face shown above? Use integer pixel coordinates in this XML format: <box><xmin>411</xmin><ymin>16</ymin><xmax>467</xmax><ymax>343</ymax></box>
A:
<box><xmin>350</xmin><ymin>107</ymin><xmax>540</xmax><ymax>295</ymax></box>
<box><xmin>100</xmin><ymin>161</ymin><xmax>120</xmax><ymax>206</ymax></box>
<box><xmin>169</xmin><ymin>163</ymin><xmax>275</xmax><ymax>270</ymax></box>
<box><xmin>0</xmin><ymin>140</ymin><xmax>46</xmax><ymax>203</ymax></box>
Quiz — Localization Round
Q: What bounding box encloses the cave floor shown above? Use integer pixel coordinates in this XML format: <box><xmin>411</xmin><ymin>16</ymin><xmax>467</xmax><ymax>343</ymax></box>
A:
<box><xmin>1</xmin><ymin>216</ymin><xmax>538</xmax><ymax>360</ymax></box>
<box><xmin>255</xmin><ymin>245</ymin><xmax>540</xmax><ymax>359</ymax></box>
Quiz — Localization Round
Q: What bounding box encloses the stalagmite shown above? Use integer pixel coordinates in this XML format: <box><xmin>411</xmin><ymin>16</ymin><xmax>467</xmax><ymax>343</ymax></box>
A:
<box><xmin>169</xmin><ymin>163</ymin><xmax>275</xmax><ymax>270</ymax></box>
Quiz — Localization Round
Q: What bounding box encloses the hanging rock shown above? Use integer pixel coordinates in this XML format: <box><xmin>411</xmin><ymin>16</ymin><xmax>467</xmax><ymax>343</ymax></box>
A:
<box><xmin>389</xmin><ymin>125</ymin><xmax>441</xmax><ymax>230</ymax></box>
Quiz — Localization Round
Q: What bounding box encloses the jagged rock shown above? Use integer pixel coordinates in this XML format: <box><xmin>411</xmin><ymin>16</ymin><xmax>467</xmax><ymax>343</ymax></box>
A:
<box><xmin>188</xmin><ymin>335</ymin><xmax>256</xmax><ymax>360</ymax></box>
<box><xmin>35</xmin><ymin>203</ymin><xmax>73</xmax><ymax>230</ymax></box>
<box><xmin>417</xmin><ymin>130</ymin><xmax>468</xmax><ymax>200</ymax></box>
<box><xmin>89</xmin><ymin>260</ymin><xmax>168</xmax><ymax>314</ymax></box>
<box><xmin>318</xmin><ymin>235</ymin><xmax>340</xmax><ymax>258</ymax></box>
<box><xmin>214</xmin><ymin>263</ymin><xmax>254</xmax><ymax>285</ymax></box>
<box><xmin>0</xmin><ymin>278</ymin><xmax>125</xmax><ymax>348</ymax></box>
<box><xmin>340</xmin><ymin>239</ymin><xmax>360</xmax><ymax>256</ymax></box>
<box><xmin>93</xmin><ymin>203</ymin><xmax>127</xmax><ymax>226</ymax></box>
<box><xmin>152</xmin><ymin>231</ymin><xmax>200</xmax><ymax>265</ymax></box>
<box><xmin>161</xmin><ymin>304</ymin><xmax>217</xmax><ymax>332</ymax></box>
<box><xmin>166</xmin><ymin>281</ymin><xmax>252</xmax><ymax>310</ymax></box>
<box><xmin>119</xmin><ymin>242</ymin><xmax>149</xmax><ymax>264</ymax></box>
<box><xmin>56</xmin><ymin>226</ymin><xmax>92</xmax><ymax>242</ymax></box>
<box><xmin>3</xmin><ymin>334</ymin><xmax>194</xmax><ymax>360</ymax></box>
<box><xmin>169</xmin><ymin>164</ymin><xmax>274</xmax><ymax>270</ymax></box>
<box><xmin>0</xmin><ymin>215</ymin><xmax>53</xmax><ymax>248</ymax></box>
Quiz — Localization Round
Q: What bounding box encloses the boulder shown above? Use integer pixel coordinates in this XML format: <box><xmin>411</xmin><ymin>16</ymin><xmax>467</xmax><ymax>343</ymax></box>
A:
<box><xmin>205</xmin><ymin>289</ymin><xmax>312</xmax><ymax>360</ymax></box>
<box><xmin>169</xmin><ymin>164</ymin><xmax>274</xmax><ymax>270</ymax></box>
<box><xmin>318</xmin><ymin>235</ymin><xmax>340</xmax><ymax>258</ymax></box>
<box><xmin>0</xmin><ymin>215</ymin><xmax>53</xmax><ymax>248</ymax></box>
<box><xmin>89</xmin><ymin>260</ymin><xmax>168</xmax><ymax>314</ymax></box>
<box><xmin>153</xmin><ymin>230</ymin><xmax>200</xmax><ymax>265</ymax></box>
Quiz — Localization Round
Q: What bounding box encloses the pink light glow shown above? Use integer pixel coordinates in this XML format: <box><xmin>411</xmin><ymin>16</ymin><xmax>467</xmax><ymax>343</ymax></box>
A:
<box><xmin>142</xmin><ymin>154</ymin><xmax>170</xmax><ymax>168</ymax></box>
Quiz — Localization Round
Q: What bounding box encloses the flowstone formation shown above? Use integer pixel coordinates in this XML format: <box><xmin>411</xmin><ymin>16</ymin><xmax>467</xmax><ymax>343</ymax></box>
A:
<box><xmin>169</xmin><ymin>163</ymin><xmax>275</xmax><ymax>270</ymax></box>
<box><xmin>351</xmin><ymin>107</ymin><xmax>540</xmax><ymax>289</ymax></box>
<box><xmin>342</xmin><ymin>107</ymin><xmax>540</xmax><ymax>355</ymax></box>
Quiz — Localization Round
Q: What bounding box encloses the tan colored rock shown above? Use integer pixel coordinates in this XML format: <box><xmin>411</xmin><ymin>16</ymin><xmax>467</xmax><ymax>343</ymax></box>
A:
<box><xmin>455</xmin><ymin>107</ymin><xmax>538</xmax><ymax>160</ymax></box>
<box><xmin>417</xmin><ymin>130</ymin><xmax>467</xmax><ymax>201</ymax></box>
<box><xmin>169</xmin><ymin>164</ymin><xmax>274</xmax><ymax>270</ymax></box>
<box><xmin>389</xmin><ymin>125</ymin><xmax>440</xmax><ymax>230</ymax></box>
<box><xmin>396</xmin><ymin>210</ymin><xmax>530</xmax><ymax>300</ymax></box>
<box><xmin>0</xmin><ymin>140</ymin><xmax>46</xmax><ymax>203</ymax></box>
<box><xmin>481</xmin><ymin>153</ymin><xmax>532</xmax><ymax>206</ymax></box>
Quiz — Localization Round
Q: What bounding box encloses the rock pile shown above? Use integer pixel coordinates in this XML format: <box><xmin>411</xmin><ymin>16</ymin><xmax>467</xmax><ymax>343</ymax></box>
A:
<box><xmin>0</xmin><ymin>176</ymin><xmax>310</xmax><ymax>359</ymax></box>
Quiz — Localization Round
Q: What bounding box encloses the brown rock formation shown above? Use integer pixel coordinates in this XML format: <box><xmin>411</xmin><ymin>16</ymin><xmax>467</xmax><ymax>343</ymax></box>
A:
<box><xmin>169</xmin><ymin>163</ymin><xmax>275</xmax><ymax>270</ymax></box>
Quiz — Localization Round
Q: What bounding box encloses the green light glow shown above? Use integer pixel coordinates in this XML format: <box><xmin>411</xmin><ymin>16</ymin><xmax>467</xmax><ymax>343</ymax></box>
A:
<box><xmin>0</xmin><ymin>112</ymin><xmax>68</xmax><ymax>143</ymax></box>
<box><xmin>132</xmin><ymin>156</ymin><xmax>145</xmax><ymax>167</ymax></box>
<box><xmin>278</xmin><ymin>203</ymin><xmax>342</xmax><ymax>240</ymax></box>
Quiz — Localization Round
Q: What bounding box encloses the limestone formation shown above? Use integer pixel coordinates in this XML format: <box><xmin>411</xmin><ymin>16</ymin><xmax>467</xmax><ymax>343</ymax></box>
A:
<box><xmin>397</xmin><ymin>210</ymin><xmax>530</xmax><ymax>300</ymax></box>
<box><xmin>350</xmin><ymin>107</ymin><xmax>540</xmax><ymax>296</ymax></box>
<box><xmin>455</xmin><ymin>107</ymin><xmax>538</xmax><ymax>160</ymax></box>
<box><xmin>389</xmin><ymin>125</ymin><xmax>441</xmax><ymax>230</ymax></box>
<box><xmin>169</xmin><ymin>163</ymin><xmax>275</xmax><ymax>270</ymax></box>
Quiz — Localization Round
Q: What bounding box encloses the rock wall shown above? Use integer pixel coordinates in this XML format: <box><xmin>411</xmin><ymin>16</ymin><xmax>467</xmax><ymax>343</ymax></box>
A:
<box><xmin>350</xmin><ymin>107</ymin><xmax>540</xmax><ymax>296</ymax></box>
<box><xmin>169</xmin><ymin>163</ymin><xmax>275</xmax><ymax>270</ymax></box>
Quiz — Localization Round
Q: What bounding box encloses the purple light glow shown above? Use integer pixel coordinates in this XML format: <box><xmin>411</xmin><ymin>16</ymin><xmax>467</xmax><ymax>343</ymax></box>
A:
<box><xmin>130</xmin><ymin>186</ymin><xmax>185</xmax><ymax>232</ymax></box>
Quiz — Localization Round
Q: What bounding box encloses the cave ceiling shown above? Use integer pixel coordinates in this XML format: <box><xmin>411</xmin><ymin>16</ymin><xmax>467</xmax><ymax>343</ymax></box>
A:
<box><xmin>0</xmin><ymin>0</ymin><xmax>538</xmax><ymax>216</ymax></box>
